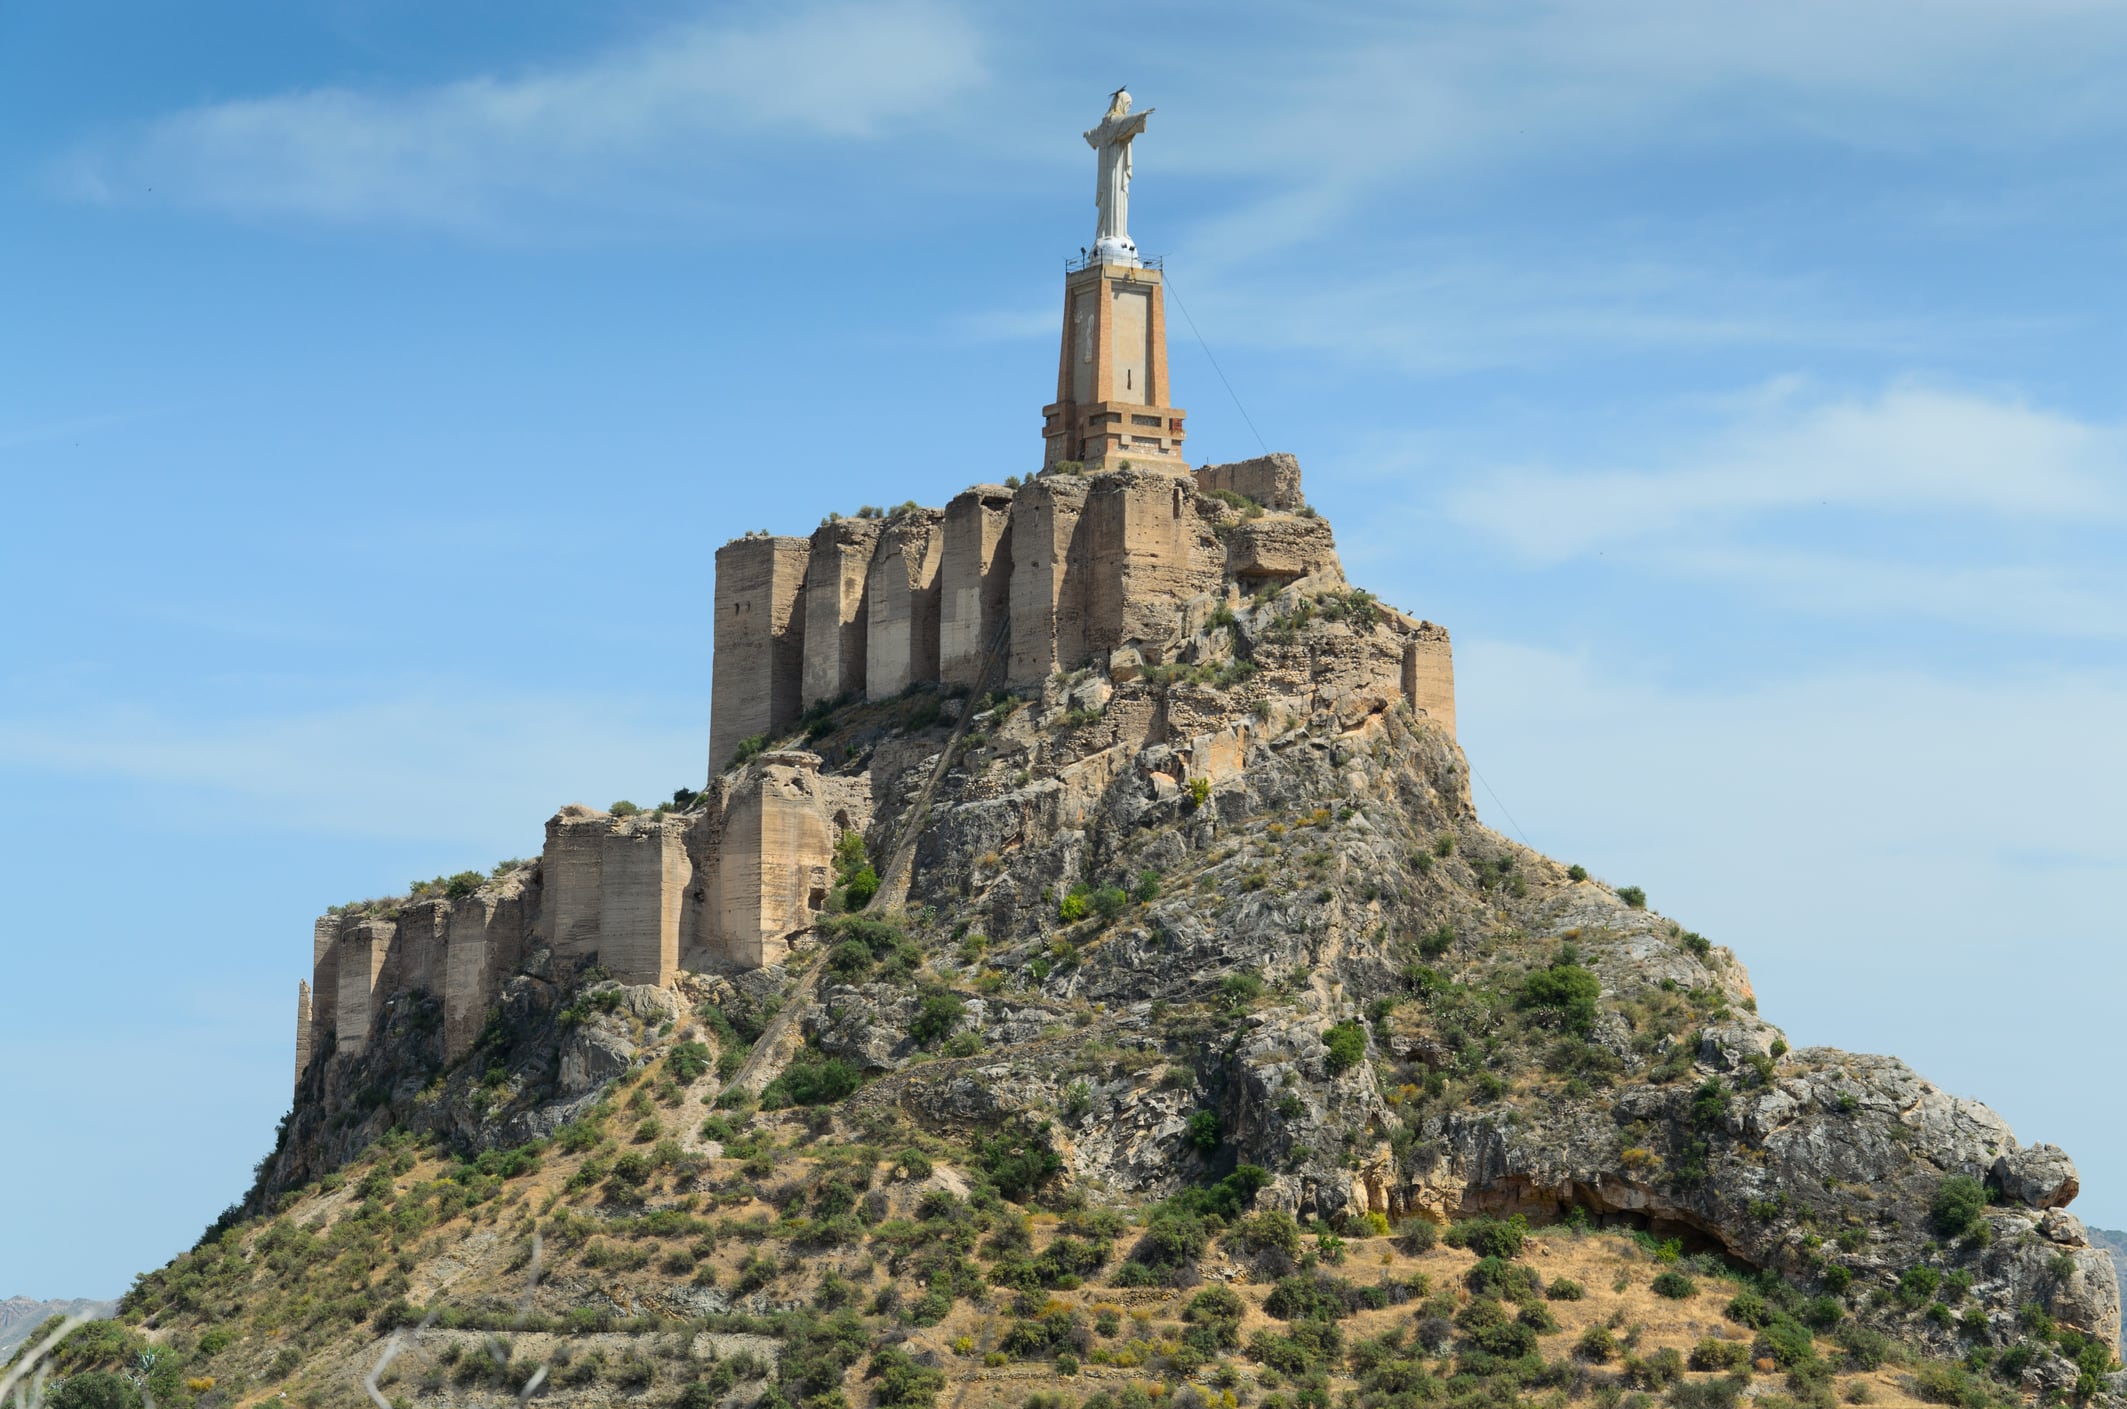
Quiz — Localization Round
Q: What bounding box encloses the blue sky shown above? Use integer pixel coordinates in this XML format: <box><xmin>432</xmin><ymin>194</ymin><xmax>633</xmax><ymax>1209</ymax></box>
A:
<box><xmin>4</xmin><ymin>0</ymin><xmax>2124</xmax><ymax>1297</ymax></box>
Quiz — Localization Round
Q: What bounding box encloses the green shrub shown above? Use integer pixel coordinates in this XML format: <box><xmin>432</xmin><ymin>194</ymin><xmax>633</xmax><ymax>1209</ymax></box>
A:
<box><xmin>1896</xmin><ymin>1265</ymin><xmax>1941</xmax><ymax>1310</ymax></box>
<box><xmin>1393</xmin><ymin>1219</ymin><xmax>1438</xmax><ymax>1255</ymax></box>
<box><xmin>1930</xmin><ymin>1176</ymin><xmax>1987</xmax><ymax>1237</ymax></box>
<box><xmin>1058</xmin><ymin>886</ymin><xmax>1090</xmax><ymax>922</ymax></box>
<box><xmin>1671</xmin><ymin>1375</ymin><xmax>1749</xmax><ymax>1409</ymax></box>
<box><xmin>1625</xmin><ymin>1347</ymin><xmax>1684</xmax><ymax>1389</ymax></box>
<box><xmin>1909</xmin><ymin>1363</ymin><xmax>1988</xmax><ymax>1408</ymax></box>
<box><xmin>1091</xmin><ymin>886</ymin><xmax>1130</xmax><ymax>922</ymax></box>
<box><xmin>1575</xmin><ymin>1325</ymin><xmax>1618</xmax><ymax>1362</ymax></box>
<box><xmin>1516</xmin><ymin>959</ymin><xmax>1602</xmax><ymax>1036</ymax></box>
<box><xmin>667</xmin><ymin>1041</ymin><xmax>712</xmax><ymax>1084</ymax></box>
<box><xmin>911</xmin><ymin>991</ymin><xmax>966</xmax><ymax>1049</ymax></box>
<box><xmin>1756</xmin><ymin>1319</ymin><xmax>1815</xmax><ymax>1368</ymax></box>
<box><xmin>1651</xmin><ymin>1270</ymin><xmax>1698</xmax><ymax>1300</ymax></box>
<box><xmin>1236</xmin><ymin>1209</ymin><xmax>1304</xmax><ymax>1258</ymax></box>
<box><xmin>1454</xmin><ymin>1297</ymin><xmax>1536</xmax><ymax>1359</ymax></box>
<box><xmin>1617</xmin><ymin>885</ymin><xmax>1647</xmax><ymax>908</ymax></box>
<box><xmin>826</xmin><ymin>939</ymin><xmax>875</xmax><ymax>980</ymax></box>
<box><xmin>842</xmin><ymin>864</ymin><xmax>879</xmax><ymax>910</ymax></box>
<box><xmin>869</xmin><ymin>1346</ymin><xmax>947</xmax><ymax>1409</ymax></box>
<box><xmin>1321</xmin><ymin>1020</ymin><xmax>1367</xmax><ymax>1074</ymax></box>
<box><xmin>48</xmin><ymin>1374</ymin><xmax>142</xmax><ymax>1409</ymax></box>
<box><xmin>1264</xmin><ymin>1273</ymin><xmax>1359</xmax><ymax>1323</ymax></box>
<box><xmin>1546</xmin><ymin>1277</ymin><xmax>1585</xmax><ymax>1301</ymax></box>
<box><xmin>1682</xmin><ymin>931</ymin><xmax>1712</xmax><ymax>960</ymax></box>
<box><xmin>760</xmin><ymin>1053</ymin><xmax>863</xmax><ymax>1108</ymax></box>
<box><xmin>1690</xmin><ymin>1338</ymin><xmax>1753</xmax><ymax>1371</ymax></box>
<box><xmin>1566</xmin><ymin>864</ymin><xmax>1588</xmax><ymax>881</ymax></box>
<box><xmin>1134</xmin><ymin>869</ymin><xmax>1162</xmax><ymax>903</ymax></box>
<box><xmin>1466</xmin><ymin>1256</ymin><xmax>1541</xmax><ymax>1302</ymax></box>
<box><xmin>977</xmin><ymin>1122</ymin><xmax>1063</xmax><ymax>1201</ymax></box>
<box><xmin>1443</xmin><ymin>1214</ymin><xmax>1527</xmax><ymax>1260</ymax></box>
<box><xmin>1185</xmin><ymin>1110</ymin><xmax>1221</xmax><ymax>1153</ymax></box>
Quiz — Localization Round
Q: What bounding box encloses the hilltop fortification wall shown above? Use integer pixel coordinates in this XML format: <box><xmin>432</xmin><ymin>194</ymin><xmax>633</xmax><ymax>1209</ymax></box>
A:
<box><xmin>709</xmin><ymin>456</ymin><xmax>1442</xmax><ymax>766</ymax></box>
<box><xmin>296</xmin><ymin>454</ymin><xmax>1454</xmax><ymax>1089</ymax></box>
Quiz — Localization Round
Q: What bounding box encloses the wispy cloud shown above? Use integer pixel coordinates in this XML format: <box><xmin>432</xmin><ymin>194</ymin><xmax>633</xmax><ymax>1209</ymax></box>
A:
<box><xmin>1448</xmin><ymin>382</ymin><xmax>2127</xmax><ymax>561</ymax></box>
<box><xmin>0</xmin><ymin>685</ymin><xmax>701</xmax><ymax>846</ymax></box>
<box><xmin>1317</xmin><ymin>380</ymin><xmax>2127</xmax><ymax>638</ymax></box>
<box><xmin>1158</xmin><ymin>0</ymin><xmax>2127</xmax><ymax>268</ymax></box>
<box><xmin>59</xmin><ymin>0</ymin><xmax>986</xmax><ymax>233</ymax></box>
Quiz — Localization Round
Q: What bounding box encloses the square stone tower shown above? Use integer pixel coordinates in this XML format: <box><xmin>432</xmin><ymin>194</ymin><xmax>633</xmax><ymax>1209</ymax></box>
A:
<box><xmin>1042</xmin><ymin>260</ymin><xmax>1188</xmax><ymax>473</ymax></box>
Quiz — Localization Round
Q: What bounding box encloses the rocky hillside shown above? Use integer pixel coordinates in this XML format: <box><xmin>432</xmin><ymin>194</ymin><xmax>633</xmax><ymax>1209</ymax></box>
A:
<box><xmin>0</xmin><ymin>1299</ymin><xmax>111</xmax><ymax>1358</ymax></box>
<box><xmin>11</xmin><ymin>566</ymin><xmax>2120</xmax><ymax>1409</ymax></box>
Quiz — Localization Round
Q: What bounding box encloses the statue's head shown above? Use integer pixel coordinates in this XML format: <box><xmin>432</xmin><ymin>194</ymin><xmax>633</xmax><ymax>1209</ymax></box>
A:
<box><xmin>1106</xmin><ymin>87</ymin><xmax>1131</xmax><ymax>119</ymax></box>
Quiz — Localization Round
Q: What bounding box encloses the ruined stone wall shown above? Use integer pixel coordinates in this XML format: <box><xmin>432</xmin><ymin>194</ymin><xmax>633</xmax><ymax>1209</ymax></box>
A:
<box><xmin>294</xmin><ymin>981</ymin><xmax>312</xmax><ymax>1092</ymax></box>
<box><xmin>1008</xmin><ymin>476</ymin><xmax>1090</xmax><ymax>684</ymax></box>
<box><xmin>714</xmin><ymin>752</ymin><xmax>849</xmax><ymax>969</ymax></box>
<box><xmin>388</xmin><ymin>900</ymin><xmax>447</xmax><ymax>1002</ymax></box>
<box><xmin>1226</xmin><ymin>513</ymin><xmax>1340</xmax><ymax>593</ymax></box>
<box><xmin>940</xmin><ymin>488</ymin><xmax>1013</xmax><ymax>687</ymax></box>
<box><xmin>1080</xmin><ymin>468</ymin><xmax>1223</xmax><ymax>657</ymax></box>
<box><xmin>802</xmin><ymin>519</ymin><xmax>881</xmax><ymax>709</ymax></box>
<box><xmin>710</xmin><ymin>536</ymin><xmax>809</xmax><ymax>772</ymax></box>
<box><xmin>599</xmin><ymin>820</ymin><xmax>690</xmax><ymax>989</ymax></box>
<box><xmin>865</xmin><ymin>510</ymin><xmax>945</xmax><ymax>697</ymax></box>
<box><xmin>540</xmin><ymin>805</ymin><xmax>607</xmax><ymax>962</ymax></box>
<box><xmin>1194</xmin><ymin>452</ymin><xmax>1306</xmax><ymax>512</ymax></box>
<box><xmin>333</xmin><ymin>918</ymin><xmax>392</xmax><ymax>1058</ymax></box>
<box><xmin>310</xmin><ymin>916</ymin><xmax>339</xmax><ymax>1056</ymax></box>
<box><xmin>1401</xmin><ymin>629</ymin><xmax>1457</xmax><ymax>738</ymax></box>
<box><xmin>443</xmin><ymin>878</ymin><xmax>531</xmax><ymax>1061</ymax></box>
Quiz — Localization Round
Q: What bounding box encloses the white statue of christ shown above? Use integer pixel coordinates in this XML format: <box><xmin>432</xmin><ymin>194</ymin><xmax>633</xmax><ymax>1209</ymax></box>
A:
<box><xmin>1084</xmin><ymin>88</ymin><xmax>1152</xmax><ymax>262</ymax></box>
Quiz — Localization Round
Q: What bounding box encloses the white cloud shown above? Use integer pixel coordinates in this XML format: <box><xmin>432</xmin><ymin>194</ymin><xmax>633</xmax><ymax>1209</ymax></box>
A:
<box><xmin>61</xmin><ymin>0</ymin><xmax>986</xmax><ymax>232</ymax></box>
<box><xmin>0</xmin><ymin>685</ymin><xmax>702</xmax><ymax>849</ymax></box>
<box><xmin>1464</xmin><ymin>383</ymin><xmax>2121</xmax><ymax>560</ymax></box>
<box><xmin>1145</xmin><ymin>0</ymin><xmax>2127</xmax><ymax>272</ymax></box>
<box><xmin>1416</xmin><ymin>381</ymin><xmax>2127</xmax><ymax>633</ymax></box>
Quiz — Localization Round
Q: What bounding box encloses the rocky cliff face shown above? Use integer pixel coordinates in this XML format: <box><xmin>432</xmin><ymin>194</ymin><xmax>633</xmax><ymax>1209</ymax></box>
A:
<box><xmin>39</xmin><ymin>482</ymin><xmax>2122</xmax><ymax>1409</ymax></box>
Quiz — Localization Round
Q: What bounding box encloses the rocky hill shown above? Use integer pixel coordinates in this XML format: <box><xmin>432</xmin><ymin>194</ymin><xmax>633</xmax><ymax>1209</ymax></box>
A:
<box><xmin>9</xmin><ymin>478</ymin><xmax>2120</xmax><ymax>1409</ymax></box>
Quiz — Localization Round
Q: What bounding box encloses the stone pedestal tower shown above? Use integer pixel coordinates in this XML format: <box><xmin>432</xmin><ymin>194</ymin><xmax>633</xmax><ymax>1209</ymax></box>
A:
<box><xmin>1042</xmin><ymin>89</ymin><xmax>1187</xmax><ymax>474</ymax></box>
<box><xmin>1042</xmin><ymin>261</ymin><xmax>1187</xmax><ymax>473</ymax></box>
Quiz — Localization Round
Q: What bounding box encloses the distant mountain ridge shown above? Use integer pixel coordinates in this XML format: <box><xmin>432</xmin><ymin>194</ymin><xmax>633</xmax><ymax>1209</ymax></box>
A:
<box><xmin>2097</xmin><ymin>1228</ymin><xmax>2127</xmax><ymax>1300</ymax></box>
<box><xmin>0</xmin><ymin>1297</ymin><xmax>113</xmax><ymax>1358</ymax></box>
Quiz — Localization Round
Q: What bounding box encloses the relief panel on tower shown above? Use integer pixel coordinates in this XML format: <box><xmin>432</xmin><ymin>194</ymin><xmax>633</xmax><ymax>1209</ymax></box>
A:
<box><xmin>1071</xmin><ymin>291</ymin><xmax>1096</xmax><ymax>404</ymax></box>
<box><xmin>1112</xmin><ymin>284</ymin><xmax>1150</xmax><ymax>403</ymax></box>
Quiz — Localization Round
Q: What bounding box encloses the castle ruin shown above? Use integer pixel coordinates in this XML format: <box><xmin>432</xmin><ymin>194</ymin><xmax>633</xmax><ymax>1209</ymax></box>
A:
<box><xmin>295</xmin><ymin>95</ymin><xmax>1457</xmax><ymax>1083</ymax></box>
